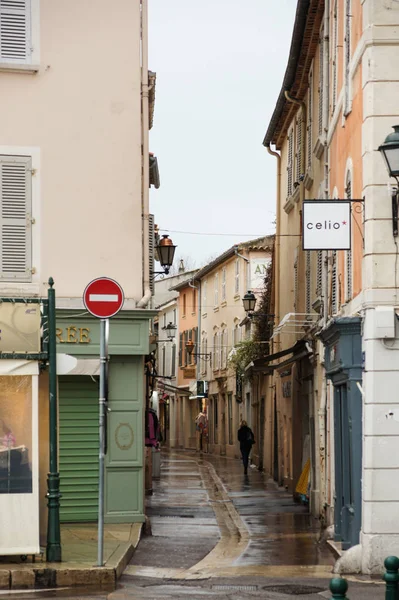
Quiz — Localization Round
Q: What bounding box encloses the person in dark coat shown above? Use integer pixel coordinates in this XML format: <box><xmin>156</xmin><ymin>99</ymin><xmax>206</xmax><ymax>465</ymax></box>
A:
<box><xmin>237</xmin><ymin>420</ymin><xmax>255</xmax><ymax>475</ymax></box>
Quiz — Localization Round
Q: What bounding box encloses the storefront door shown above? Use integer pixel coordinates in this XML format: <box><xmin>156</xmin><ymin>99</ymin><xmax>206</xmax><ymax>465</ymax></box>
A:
<box><xmin>334</xmin><ymin>383</ymin><xmax>361</xmax><ymax>550</ymax></box>
<box><xmin>59</xmin><ymin>376</ymin><xmax>99</xmax><ymax>522</ymax></box>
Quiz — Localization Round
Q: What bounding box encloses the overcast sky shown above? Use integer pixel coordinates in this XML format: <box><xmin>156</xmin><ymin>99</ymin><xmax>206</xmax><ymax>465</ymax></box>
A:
<box><xmin>149</xmin><ymin>0</ymin><xmax>296</xmax><ymax>269</ymax></box>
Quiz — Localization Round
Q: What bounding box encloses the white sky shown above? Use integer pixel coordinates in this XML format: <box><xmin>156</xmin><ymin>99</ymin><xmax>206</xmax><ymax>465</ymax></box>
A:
<box><xmin>149</xmin><ymin>0</ymin><xmax>297</xmax><ymax>269</ymax></box>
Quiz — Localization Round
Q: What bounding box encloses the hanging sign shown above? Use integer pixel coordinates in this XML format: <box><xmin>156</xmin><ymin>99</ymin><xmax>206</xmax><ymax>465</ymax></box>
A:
<box><xmin>303</xmin><ymin>201</ymin><xmax>351</xmax><ymax>250</ymax></box>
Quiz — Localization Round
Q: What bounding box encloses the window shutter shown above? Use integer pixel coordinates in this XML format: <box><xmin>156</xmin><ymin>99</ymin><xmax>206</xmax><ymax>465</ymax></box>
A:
<box><xmin>344</xmin><ymin>0</ymin><xmax>351</xmax><ymax>115</ymax></box>
<box><xmin>307</xmin><ymin>69</ymin><xmax>313</xmax><ymax>169</ymax></box>
<box><xmin>316</xmin><ymin>251</ymin><xmax>323</xmax><ymax>297</ymax></box>
<box><xmin>332</xmin><ymin>3</ymin><xmax>338</xmax><ymax>112</ymax></box>
<box><xmin>179</xmin><ymin>333</ymin><xmax>183</xmax><ymax>367</ymax></box>
<box><xmin>287</xmin><ymin>129</ymin><xmax>294</xmax><ymax>197</ymax></box>
<box><xmin>318</xmin><ymin>30</ymin><xmax>324</xmax><ymax>136</ymax></box>
<box><xmin>171</xmin><ymin>344</ymin><xmax>176</xmax><ymax>377</ymax></box>
<box><xmin>331</xmin><ymin>251</ymin><xmax>338</xmax><ymax>315</ymax></box>
<box><xmin>0</xmin><ymin>155</ymin><xmax>32</xmax><ymax>282</ymax></box>
<box><xmin>346</xmin><ymin>175</ymin><xmax>353</xmax><ymax>300</ymax></box>
<box><xmin>293</xmin><ymin>247</ymin><xmax>298</xmax><ymax>312</ymax></box>
<box><xmin>0</xmin><ymin>0</ymin><xmax>31</xmax><ymax>63</ymax></box>
<box><xmin>295</xmin><ymin>115</ymin><xmax>302</xmax><ymax>182</ymax></box>
<box><xmin>235</xmin><ymin>259</ymin><xmax>240</xmax><ymax>295</ymax></box>
<box><xmin>305</xmin><ymin>250</ymin><xmax>311</xmax><ymax>314</ymax></box>
<box><xmin>149</xmin><ymin>213</ymin><xmax>155</xmax><ymax>295</ymax></box>
<box><xmin>193</xmin><ymin>327</ymin><xmax>198</xmax><ymax>365</ymax></box>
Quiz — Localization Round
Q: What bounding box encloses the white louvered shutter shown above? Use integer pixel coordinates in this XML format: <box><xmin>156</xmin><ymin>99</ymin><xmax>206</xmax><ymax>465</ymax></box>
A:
<box><xmin>331</xmin><ymin>251</ymin><xmax>338</xmax><ymax>315</ymax></box>
<box><xmin>0</xmin><ymin>155</ymin><xmax>32</xmax><ymax>281</ymax></box>
<box><xmin>0</xmin><ymin>0</ymin><xmax>31</xmax><ymax>63</ymax></box>
<box><xmin>318</xmin><ymin>30</ymin><xmax>324</xmax><ymax>136</ymax></box>
<box><xmin>345</xmin><ymin>175</ymin><xmax>352</xmax><ymax>300</ymax></box>
<box><xmin>316</xmin><ymin>251</ymin><xmax>323</xmax><ymax>297</ymax></box>
<box><xmin>149</xmin><ymin>213</ymin><xmax>155</xmax><ymax>294</ymax></box>
<box><xmin>305</xmin><ymin>250</ymin><xmax>311</xmax><ymax>315</ymax></box>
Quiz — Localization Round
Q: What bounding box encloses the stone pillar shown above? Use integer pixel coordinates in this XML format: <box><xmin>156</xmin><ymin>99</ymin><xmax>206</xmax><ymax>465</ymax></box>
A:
<box><xmin>361</xmin><ymin>0</ymin><xmax>399</xmax><ymax>573</ymax></box>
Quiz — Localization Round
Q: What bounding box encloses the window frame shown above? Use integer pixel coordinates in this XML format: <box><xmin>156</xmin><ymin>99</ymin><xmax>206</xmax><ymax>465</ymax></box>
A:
<box><xmin>0</xmin><ymin>0</ymin><xmax>40</xmax><ymax>71</ymax></box>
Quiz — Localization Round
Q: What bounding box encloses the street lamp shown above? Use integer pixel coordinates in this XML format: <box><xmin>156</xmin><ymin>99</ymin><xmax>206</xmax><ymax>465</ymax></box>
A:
<box><xmin>156</xmin><ymin>322</ymin><xmax>177</xmax><ymax>342</ymax></box>
<box><xmin>378</xmin><ymin>125</ymin><xmax>399</xmax><ymax>236</ymax></box>
<box><xmin>242</xmin><ymin>290</ymin><xmax>257</xmax><ymax>314</ymax></box>
<box><xmin>186</xmin><ymin>340</ymin><xmax>212</xmax><ymax>361</ymax></box>
<box><xmin>156</xmin><ymin>235</ymin><xmax>177</xmax><ymax>275</ymax></box>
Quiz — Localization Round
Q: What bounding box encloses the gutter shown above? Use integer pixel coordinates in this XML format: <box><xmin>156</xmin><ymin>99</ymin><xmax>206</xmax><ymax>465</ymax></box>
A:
<box><xmin>263</xmin><ymin>0</ymin><xmax>311</xmax><ymax>147</ymax></box>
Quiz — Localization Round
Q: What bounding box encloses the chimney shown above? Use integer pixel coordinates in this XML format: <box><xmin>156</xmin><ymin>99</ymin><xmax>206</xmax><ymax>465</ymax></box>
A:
<box><xmin>178</xmin><ymin>259</ymin><xmax>185</xmax><ymax>273</ymax></box>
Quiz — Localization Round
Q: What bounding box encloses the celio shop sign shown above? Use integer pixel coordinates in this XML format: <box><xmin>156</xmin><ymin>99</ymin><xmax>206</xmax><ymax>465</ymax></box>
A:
<box><xmin>303</xmin><ymin>200</ymin><xmax>351</xmax><ymax>250</ymax></box>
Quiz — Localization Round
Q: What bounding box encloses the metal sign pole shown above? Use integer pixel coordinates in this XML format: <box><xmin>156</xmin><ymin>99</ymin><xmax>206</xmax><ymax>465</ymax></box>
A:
<box><xmin>97</xmin><ymin>318</ymin><xmax>109</xmax><ymax>567</ymax></box>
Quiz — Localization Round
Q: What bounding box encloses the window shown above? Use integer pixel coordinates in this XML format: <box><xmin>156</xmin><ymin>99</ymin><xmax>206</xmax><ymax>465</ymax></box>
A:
<box><xmin>192</xmin><ymin>327</ymin><xmax>198</xmax><ymax>365</ymax></box>
<box><xmin>287</xmin><ymin>128</ymin><xmax>294</xmax><ymax>197</ymax></box>
<box><xmin>344</xmin><ymin>0</ymin><xmax>352</xmax><ymax>115</ymax></box>
<box><xmin>234</xmin><ymin>259</ymin><xmax>240</xmax><ymax>295</ymax></box>
<box><xmin>0</xmin><ymin>0</ymin><xmax>32</xmax><ymax>65</ymax></box>
<box><xmin>307</xmin><ymin>67</ymin><xmax>313</xmax><ymax>169</ymax></box>
<box><xmin>173</xmin><ymin>309</ymin><xmax>176</xmax><ymax>324</ymax></box>
<box><xmin>213</xmin><ymin>333</ymin><xmax>218</xmax><ymax>369</ymax></box>
<box><xmin>318</xmin><ymin>28</ymin><xmax>324</xmax><ymax>136</ymax></box>
<box><xmin>163</xmin><ymin>313</ymin><xmax>166</xmax><ymax>328</ymax></box>
<box><xmin>233</xmin><ymin>323</ymin><xmax>241</xmax><ymax>346</ymax></box>
<box><xmin>171</xmin><ymin>344</ymin><xmax>176</xmax><ymax>377</ymax></box>
<box><xmin>214</xmin><ymin>273</ymin><xmax>219</xmax><ymax>306</ymax></box>
<box><xmin>186</xmin><ymin>329</ymin><xmax>192</xmax><ymax>365</ymax></box>
<box><xmin>192</xmin><ymin>289</ymin><xmax>196</xmax><ymax>314</ymax></box>
<box><xmin>332</xmin><ymin>1</ymin><xmax>338</xmax><ymax>113</ymax></box>
<box><xmin>221</xmin><ymin>329</ymin><xmax>228</xmax><ymax>369</ymax></box>
<box><xmin>295</xmin><ymin>114</ymin><xmax>302</xmax><ymax>183</ymax></box>
<box><xmin>182</xmin><ymin>293</ymin><xmax>186</xmax><ymax>317</ymax></box>
<box><xmin>202</xmin><ymin>280</ymin><xmax>207</xmax><ymax>312</ymax></box>
<box><xmin>221</xmin><ymin>267</ymin><xmax>226</xmax><ymax>302</ymax></box>
<box><xmin>0</xmin><ymin>155</ymin><xmax>32</xmax><ymax>282</ymax></box>
<box><xmin>345</xmin><ymin>172</ymin><xmax>353</xmax><ymax>301</ymax></box>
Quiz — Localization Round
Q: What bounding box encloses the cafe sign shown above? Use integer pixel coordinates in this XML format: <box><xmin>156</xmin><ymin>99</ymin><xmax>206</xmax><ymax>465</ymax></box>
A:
<box><xmin>303</xmin><ymin>201</ymin><xmax>351</xmax><ymax>251</ymax></box>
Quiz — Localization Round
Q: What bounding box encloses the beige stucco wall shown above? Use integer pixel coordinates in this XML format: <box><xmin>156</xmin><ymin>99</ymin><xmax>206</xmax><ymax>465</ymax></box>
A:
<box><xmin>199</xmin><ymin>248</ymin><xmax>272</xmax><ymax>458</ymax></box>
<box><xmin>0</xmin><ymin>0</ymin><xmax>143</xmax><ymax>301</ymax></box>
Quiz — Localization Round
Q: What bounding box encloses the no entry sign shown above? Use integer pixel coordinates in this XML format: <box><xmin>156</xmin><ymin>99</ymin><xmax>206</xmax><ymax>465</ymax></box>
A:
<box><xmin>83</xmin><ymin>277</ymin><xmax>124</xmax><ymax>319</ymax></box>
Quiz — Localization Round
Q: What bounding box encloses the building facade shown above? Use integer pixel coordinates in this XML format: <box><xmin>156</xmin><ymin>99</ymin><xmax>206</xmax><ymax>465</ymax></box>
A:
<box><xmin>264</xmin><ymin>0</ymin><xmax>399</xmax><ymax>574</ymax></box>
<box><xmin>0</xmin><ymin>0</ymin><xmax>158</xmax><ymax>552</ymax></box>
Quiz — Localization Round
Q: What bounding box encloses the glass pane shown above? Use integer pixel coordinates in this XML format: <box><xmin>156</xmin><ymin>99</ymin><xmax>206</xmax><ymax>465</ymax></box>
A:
<box><xmin>384</xmin><ymin>147</ymin><xmax>399</xmax><ymax>176</ymax></box>
<box><xmin>0</xmin><ymin>376</ymin><xmax>32</xmax><ymax>494</ymax></box>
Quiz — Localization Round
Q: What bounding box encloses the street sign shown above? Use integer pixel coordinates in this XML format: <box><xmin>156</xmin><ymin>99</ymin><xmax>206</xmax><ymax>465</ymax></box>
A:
<box><xmin>82</xmin><ymin>277</ymin><xmax>123</xmax><ymax>567</ymax></box>
<box><xmin>83</xmin><ymin>277</ymin><xmax>124</xmax><ymax>318</ymax></box>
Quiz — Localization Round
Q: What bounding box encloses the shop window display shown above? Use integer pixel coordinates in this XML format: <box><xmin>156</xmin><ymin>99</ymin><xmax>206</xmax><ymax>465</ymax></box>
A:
<box><xmin>0</xmin><ymin>376</ymin><xmax>32</xmax><ymax>494</ymax></box>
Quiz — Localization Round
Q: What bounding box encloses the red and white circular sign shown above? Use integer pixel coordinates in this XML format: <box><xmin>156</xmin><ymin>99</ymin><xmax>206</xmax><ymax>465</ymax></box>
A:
<box><xmin>83</xmin><ymin>277</ymin><xmax>124</xmax><ymax>319</ymax></box>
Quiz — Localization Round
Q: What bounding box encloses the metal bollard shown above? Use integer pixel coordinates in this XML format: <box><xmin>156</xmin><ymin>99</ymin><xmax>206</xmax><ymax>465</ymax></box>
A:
<box><xmin>330</xmin><ymin>578</ymin><xmax>349</xmax><ymax>600</ymax></box>
<box><xmin>384</xmin><ymin>556</ymin><xmax>399</xmax><ymax>600</ymax></box>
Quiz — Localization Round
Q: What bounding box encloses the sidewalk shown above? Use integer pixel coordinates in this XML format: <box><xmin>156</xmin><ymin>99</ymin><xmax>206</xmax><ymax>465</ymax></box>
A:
<box><xmin>0</xmin><ymin>522</ymin><xmax>142</xmax><ymax>590</ymax></box>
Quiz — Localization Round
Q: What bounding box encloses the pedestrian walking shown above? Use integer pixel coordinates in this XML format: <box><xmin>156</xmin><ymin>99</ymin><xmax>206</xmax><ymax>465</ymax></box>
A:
<box><xmin>237</xmin><ymin>420</ymin><xmax>255</xmax><ymax>475</ymax></box>
<box><xmin>195</xmin><ymin>407</ymin><xmax>207</xmax><ymax>452</ymax></box>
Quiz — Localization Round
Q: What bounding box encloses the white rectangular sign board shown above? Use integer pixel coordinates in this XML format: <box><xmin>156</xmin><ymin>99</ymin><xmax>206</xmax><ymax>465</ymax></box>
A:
<box><xmin>303</xmin><ymin>201</ymin><xmax>351</xmax><ymax>250</ymax></box>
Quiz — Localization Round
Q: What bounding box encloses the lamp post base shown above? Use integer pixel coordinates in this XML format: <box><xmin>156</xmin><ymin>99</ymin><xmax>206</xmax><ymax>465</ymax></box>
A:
<box><xmin>46</xmin><ymin>472</ymin><xmax>62</xmax><ymax>562</ymax></box>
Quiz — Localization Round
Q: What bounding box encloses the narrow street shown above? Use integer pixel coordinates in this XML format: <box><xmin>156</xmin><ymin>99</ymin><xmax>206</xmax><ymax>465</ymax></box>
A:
<box><xmin>110</xmin><ymin>451</ymin><xmax>380</xmax><ymax>599</ymax></box>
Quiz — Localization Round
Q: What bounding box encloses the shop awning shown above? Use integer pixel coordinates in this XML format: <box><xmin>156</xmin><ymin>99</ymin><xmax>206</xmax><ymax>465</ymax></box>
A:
<box><xmin>246</xmin><ymin>340</ymin><xmax>311</xmax><ymax>373</ymax></box>
<box><xmin>157</xmin><ymin>381</ymin><xmax>191</xmax><ymax>397</ymax></box>
<box><xmin>0</xmin><ymin>359</ymin><xmax>39</xmax><ymax>376</ymax></box>
<box><xmin>57</xmin><ymin>354</ymin><xmax>100</xmax><ymax>376</ymax></box>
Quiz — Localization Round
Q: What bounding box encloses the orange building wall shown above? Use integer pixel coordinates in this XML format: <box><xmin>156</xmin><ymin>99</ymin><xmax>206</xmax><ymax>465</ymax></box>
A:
<box><xmin>177</xmin><ymin>284</ymin><xmax>198</xmax><ymax>388</ymax></box>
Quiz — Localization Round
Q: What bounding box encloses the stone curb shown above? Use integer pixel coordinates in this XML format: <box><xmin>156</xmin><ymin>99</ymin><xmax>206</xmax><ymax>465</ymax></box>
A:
<box><xmin>0</xmin><ymin>534</ymin><xmax>140</xmax><ymax>590</ymax></box>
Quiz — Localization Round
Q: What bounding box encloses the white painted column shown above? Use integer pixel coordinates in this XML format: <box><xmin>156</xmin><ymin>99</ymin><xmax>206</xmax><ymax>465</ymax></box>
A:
<box><xmin>361</xmin><ymin>0</ymin><xmax>399</xmax><ymax>573</ymax></box>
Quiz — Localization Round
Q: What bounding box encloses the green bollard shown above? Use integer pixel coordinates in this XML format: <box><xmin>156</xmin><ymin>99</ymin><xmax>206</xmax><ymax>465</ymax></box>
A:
<box><xmin>384</xmin><ymin>556</ymin><xmax>399</xmax><ymax>600</ymax></box>
<box><xmin>330</xmin><ymin>578</ymin><xmax>349</xmax><ymax>600</ymax></box>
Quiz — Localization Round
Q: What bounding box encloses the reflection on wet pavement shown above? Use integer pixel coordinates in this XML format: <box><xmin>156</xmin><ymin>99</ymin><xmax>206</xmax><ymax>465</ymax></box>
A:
<box><xmin>127</xmin><ymin>449</ymin><xmax>333</xmax><ymax>580</ymax></box>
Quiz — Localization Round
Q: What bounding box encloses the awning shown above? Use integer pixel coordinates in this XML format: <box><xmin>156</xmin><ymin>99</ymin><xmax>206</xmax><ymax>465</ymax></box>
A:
<box><xmin>247</xmin><ymin>340</ymin><xmax>311</xmax><ymax>373</ymax></box>
<box><xmin>0</xmin><ymin>359</ymin><xmax>39</xmax><ymax>376</ymax></box>
<box><xmin>57</xmin><ymin>354</ymin><xmax>100</xmax><ymax>376</ymax></box>
<box><xmin>157</xmin><ymin>381</ymin><xmax>191</xmax><ymax>397</ymax></box>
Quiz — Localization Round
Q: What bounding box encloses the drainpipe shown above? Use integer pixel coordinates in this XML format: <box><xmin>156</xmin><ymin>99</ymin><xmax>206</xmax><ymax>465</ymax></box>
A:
<box><xmin>266</xmin><ymin>145</ymin><xmax>281</xmax><ymax>345</ymax></box>
<box><xmin>137</xmin><ymin>0</ymin><xmax>151</xmax><ymax>309</ymax></box>
<box><xmin>317</xmin><ymin>0</ymin><xmax>331</xmax><ymax>522</ymax></box>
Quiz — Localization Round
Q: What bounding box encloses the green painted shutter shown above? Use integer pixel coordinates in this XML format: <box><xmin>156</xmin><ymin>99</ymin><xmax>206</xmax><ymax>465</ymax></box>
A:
<box><xmin>59</xmin><ymin>376</ymin><xmax>99</xmax><ymax>522</ymax></box>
